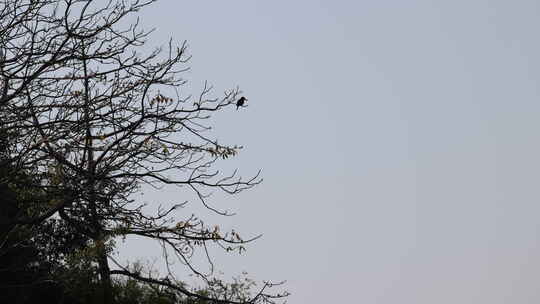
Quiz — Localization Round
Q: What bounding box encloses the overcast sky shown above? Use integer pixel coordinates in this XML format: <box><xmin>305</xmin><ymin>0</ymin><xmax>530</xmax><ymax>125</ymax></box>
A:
<box><xmin>118</xmin><ymin>1</ymin><xmax>540</xmax><ymax>303</ymax></box>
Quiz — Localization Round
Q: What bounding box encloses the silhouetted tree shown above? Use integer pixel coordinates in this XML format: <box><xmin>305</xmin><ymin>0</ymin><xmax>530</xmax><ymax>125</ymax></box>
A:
<box><xmin>0</xmin><ymin>1</ymin><xmax>287</xmax><ymax>303</ymax></box>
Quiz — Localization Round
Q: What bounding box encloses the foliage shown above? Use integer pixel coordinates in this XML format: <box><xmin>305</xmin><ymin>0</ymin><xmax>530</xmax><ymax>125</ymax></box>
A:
<box><xmin>0</xmin><ymin>0</ymin><xmax>288</xmax><ymax>303</ymax></box>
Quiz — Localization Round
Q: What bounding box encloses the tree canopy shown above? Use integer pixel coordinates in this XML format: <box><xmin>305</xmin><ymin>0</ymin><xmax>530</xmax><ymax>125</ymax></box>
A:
<box><xmin>0</xmin><ymin>1</ymin><xmax>287</xmax><ymax>303</ymax></box>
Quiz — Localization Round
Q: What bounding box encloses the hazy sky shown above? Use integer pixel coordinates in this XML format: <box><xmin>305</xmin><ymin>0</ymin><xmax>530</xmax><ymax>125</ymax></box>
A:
<box><xmin>117</xmin><ymin>1</ymin><xmax>540</xmax><ymax>303</ymax></box>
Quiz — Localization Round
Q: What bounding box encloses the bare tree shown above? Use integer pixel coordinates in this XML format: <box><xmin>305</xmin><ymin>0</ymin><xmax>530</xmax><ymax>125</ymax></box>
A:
<box><xmin>0</xmin><ymin>1</ymin><xmax>287</xmax><ymax>303</ymax></box>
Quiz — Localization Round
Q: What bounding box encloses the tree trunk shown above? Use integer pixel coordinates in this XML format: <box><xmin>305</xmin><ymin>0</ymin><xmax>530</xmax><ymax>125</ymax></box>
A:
<box><xmin>96</xmin><ymin>243</ymin><xmax>113</xmax><ymax>304</ymax></box>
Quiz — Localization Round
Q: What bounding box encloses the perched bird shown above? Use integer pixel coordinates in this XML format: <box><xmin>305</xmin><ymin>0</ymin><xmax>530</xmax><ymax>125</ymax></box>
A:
<box><xmin>236</xmin><ymin>96</ymin><xmax>247</xmax><ymax>110</ymax></box>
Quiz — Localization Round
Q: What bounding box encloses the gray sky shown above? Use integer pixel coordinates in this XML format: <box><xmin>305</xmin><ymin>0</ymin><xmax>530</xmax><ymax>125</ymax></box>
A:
<box><xmin>118</xmin><ymin>1</ymin><xmax>540</xmax><ymax>303</ymax></box>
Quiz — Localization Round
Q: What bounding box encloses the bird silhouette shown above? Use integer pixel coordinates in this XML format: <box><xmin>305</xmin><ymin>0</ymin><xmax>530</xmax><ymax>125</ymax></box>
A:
<box><xmin>236</xmin><ymin>96</ymin><xmax>247</xmax><ymax>110</ymax></box>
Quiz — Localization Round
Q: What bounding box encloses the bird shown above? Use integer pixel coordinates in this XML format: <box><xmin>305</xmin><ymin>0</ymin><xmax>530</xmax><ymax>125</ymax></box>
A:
<box><xmin>236</xmin><ymin>96</ymin><xmax>247</xmax><ymax>110</ymax></box>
